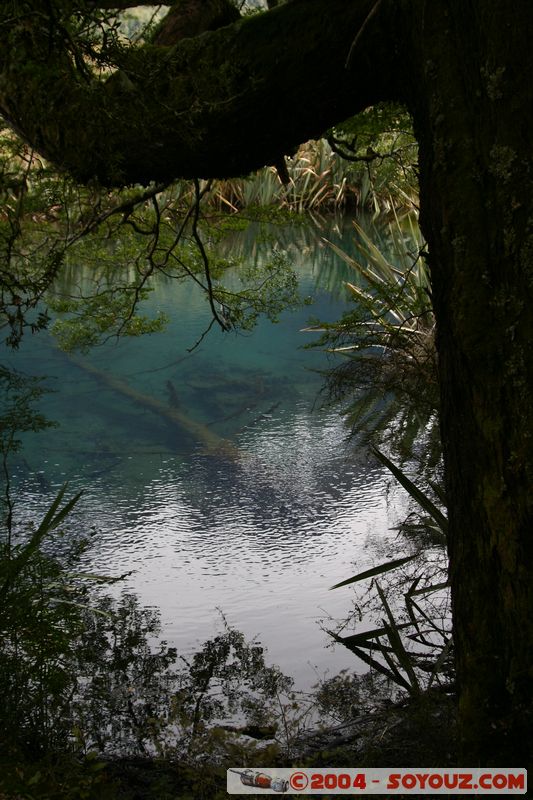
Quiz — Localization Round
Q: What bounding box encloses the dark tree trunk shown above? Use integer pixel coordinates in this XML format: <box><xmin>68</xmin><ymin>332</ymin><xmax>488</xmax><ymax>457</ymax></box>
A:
<box><xmin>404</xmin><ymin>0</ymin><xmax>533</xmax><ymax>768</ymax></box>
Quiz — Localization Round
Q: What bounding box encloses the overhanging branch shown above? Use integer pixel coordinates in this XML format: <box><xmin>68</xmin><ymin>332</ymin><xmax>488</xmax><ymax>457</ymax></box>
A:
<box><xmin>0</xmin><ymin>0</ymin><xmax>401</xmax><ymax>187</ymax></box>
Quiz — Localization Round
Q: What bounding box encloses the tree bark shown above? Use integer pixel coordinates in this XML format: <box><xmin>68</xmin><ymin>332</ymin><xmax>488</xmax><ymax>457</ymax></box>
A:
<box><xmin>403</xmin><ymin>0</ymin><xmax>533</xmax><ymax>768</ymax></box>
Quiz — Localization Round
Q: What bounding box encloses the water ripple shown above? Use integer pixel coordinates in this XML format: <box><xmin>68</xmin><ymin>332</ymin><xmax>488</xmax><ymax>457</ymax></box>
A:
<box><xmin>10</xmin><ymin>225</ymin><xmax>408</xmax><ymax>687</ymax></box>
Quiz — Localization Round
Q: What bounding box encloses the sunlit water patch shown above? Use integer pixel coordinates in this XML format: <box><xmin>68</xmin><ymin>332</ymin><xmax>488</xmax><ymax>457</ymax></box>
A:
<box><xmin>8</xmin><ymin>219</ymin><xmax>406</xmax><ymax>687</ymax></box>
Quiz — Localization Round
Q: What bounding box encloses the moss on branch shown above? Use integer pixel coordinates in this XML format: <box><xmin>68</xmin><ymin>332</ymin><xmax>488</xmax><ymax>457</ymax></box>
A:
<box><xmin>0</xmin><ymin>0</ymin><xmax>400</xmax><ymax>186</ymax></box>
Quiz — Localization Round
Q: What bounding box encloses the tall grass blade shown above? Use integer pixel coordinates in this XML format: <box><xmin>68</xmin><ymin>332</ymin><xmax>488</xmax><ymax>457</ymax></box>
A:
<box><xmin>330</xmin><ymin>631</ymin><xmax>412</xmax><ymax>691</ymax></box>
<box><xmin>330</xmin><ymin>553</ymin><xmax>418</xmax><ymax>590</ymax></box>
<box><xmin>427</xmin><ymin>637</ymin><xmax>453</xmax><ymax>689</ymax></box>
<box><xmin>339</xmin><ymin>622</ymin><xmax>412</xmax><ymax>648</ymax></box>
<box><xmin>379</xmin><ymin>638</ymin><xmax>417</xmax><ymax>690</ymax></box>
<box><xmin>371</xmin><ymin>447</ymin><xmax>448</xmax><ymax>534</ymax></box>
<box><xmin>0</xmin><ymin>484</ymin><xmax>82</xmax><ymax>597</ymax></box>
<box><xmin>428</xmin><ymin>480</ymin><xmax>447</xmax><ymax>506</ymax></box>
<box><xmin>406</xmin><ymin>596</ymin><xmax>449</xmax><ymax>639</ymax></box>
<box><xmin>409</xmin><ymin>580</ymin><xmax>450</xmax><ymax>597</ymax></box>
<box><xmin>376</xmin><ymin>581</ymin><xmax>421</xmax><ymax>694</ymax></box>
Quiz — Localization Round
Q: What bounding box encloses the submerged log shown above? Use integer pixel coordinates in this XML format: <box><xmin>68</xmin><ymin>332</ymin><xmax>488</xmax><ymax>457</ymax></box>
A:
<box><xmin>68</xmin><ymin>355</ymin><xmax>240</xmax><ymax>459</ymax></box>
<box><xmin>166</xmin><ymin>379</ymin><xmax>181</xmax><ymax>409</ymax></box>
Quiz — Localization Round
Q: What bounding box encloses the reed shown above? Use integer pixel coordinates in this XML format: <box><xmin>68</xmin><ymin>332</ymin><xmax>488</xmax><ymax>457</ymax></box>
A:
<box><xmin>330</xmin><ymin>449</ymin><xmax>450</xmax><ymax>698</ymax></box>
<box><xmin>305</xmin><ymin>211</ymin><xmax>438</xmax><ymax>466</ymax></box>
<box><xmin>210</xmin><ymin>134</ymin><xmax>417</xmax><ymax>214</ymax></box>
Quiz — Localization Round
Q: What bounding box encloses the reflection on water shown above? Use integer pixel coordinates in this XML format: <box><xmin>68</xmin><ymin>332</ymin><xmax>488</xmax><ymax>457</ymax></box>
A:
<box><xmin>8</xmin><ymin>218</ymin><xmax>405</xmax><ymax>687</ymax></box>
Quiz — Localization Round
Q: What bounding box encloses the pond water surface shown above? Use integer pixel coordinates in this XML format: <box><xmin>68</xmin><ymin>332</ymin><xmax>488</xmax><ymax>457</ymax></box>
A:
<box><xmin>9</xmin><ymin>218</ymin><xmax>406</xmax><ymax>688</ymax></box>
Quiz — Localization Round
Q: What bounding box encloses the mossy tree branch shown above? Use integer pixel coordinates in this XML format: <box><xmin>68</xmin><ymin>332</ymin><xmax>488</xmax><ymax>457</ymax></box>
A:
<box><xmin>0</xmin><ymin>0</ymin><xmax>401</xmax><ymax>187</ymax></box>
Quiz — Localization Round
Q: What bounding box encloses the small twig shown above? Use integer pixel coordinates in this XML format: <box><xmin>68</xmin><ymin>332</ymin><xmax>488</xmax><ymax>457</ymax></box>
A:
<box><xmin>192</xmin><ymin>178</ymin><xmax>230</xmax><ymax>332</ymax></box>
<box><xmin>115</xmin><ymin>195</ymin><xmax>162</xmax><ymax>338</ymax></box>
<box><xmin>187</xmin><ymin>317</ymin><xmax>216</xmax><ymax>353</ymax></box>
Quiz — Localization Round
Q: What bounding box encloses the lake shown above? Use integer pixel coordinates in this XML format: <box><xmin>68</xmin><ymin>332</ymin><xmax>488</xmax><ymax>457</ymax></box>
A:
<box><xmin>7</xmin><ymin>216</ymin><xmax>407</xmax><ymax>688</ymax></box>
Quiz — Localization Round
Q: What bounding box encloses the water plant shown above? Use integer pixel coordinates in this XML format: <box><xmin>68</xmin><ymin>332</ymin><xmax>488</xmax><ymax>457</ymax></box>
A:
<box><xmin>329</xmin><ymin>449</ymin><xmax>450</xmax><ymax>699</ymax></box>
<box><xmin>309</xmin><ymin>213</ymin><xmax>450</xmax><ymax>701</ymax></box>
<box><xmin>211</xmin><ymin>109</ymin><xmax>418</xmax><ymax>215</ymax></box>
<box><xmin>306</xmin><ymin>211</ymin><xmax>439</xmax><ymax>471</ymax></box>
<box><xmin>326</xmin><ymin>102</ymin><xmax>418</xmax><ymax>211</ymax></box>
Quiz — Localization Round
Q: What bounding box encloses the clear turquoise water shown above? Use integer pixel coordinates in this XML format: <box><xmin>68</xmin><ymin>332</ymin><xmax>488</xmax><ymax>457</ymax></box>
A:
<box><xmin>7</xmin><ymin>218</ymin><xmax>405</xmax><ymax>687</ymax></box>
